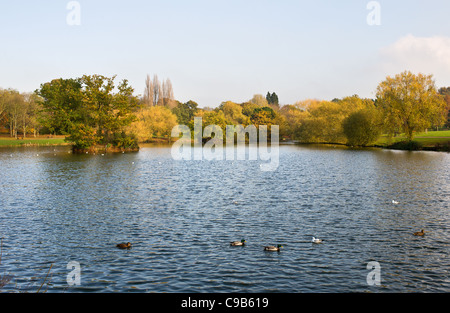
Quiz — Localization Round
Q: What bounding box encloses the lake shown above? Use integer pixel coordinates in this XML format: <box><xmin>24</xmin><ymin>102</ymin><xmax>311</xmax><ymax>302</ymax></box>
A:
<box><xmin>0</xmin><ymin>144</ymin><xmax>449</xmax><ymax>293</ymax></box>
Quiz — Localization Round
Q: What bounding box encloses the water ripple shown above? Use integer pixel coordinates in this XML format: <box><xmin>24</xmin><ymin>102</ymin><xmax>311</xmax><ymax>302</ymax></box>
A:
<box><xmin>0</xmin><ymin>145</ymin><xmax>449</xmax><ymax>292</ymax></box>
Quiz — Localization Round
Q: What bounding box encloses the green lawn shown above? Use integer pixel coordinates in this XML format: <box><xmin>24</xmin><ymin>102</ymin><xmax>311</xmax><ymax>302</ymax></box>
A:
<box><xmin>413</xmin><ymin>130</ymin><xmax>450</xmax><ymax>138</ymax></box>
<box><xmin>375</xmin><ymin>130</ymin><xmax>450</xmax><ymax>147</ymax></box>
<box><xmin>0</xmin><ymin>137</ymin><xmax>68</xmax><ymax>147</ymax></box>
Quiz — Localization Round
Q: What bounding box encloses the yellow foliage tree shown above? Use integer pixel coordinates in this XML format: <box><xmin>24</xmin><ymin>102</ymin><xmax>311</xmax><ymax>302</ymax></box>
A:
<box><xmin>277</xmin><ymin>104</ymin><xmax>309</xmax><ymax>139</ymax></box>
<box><xmin>296</xmin><ymin>96</ymin><xmax>374</xmax><ymax>144</ymax></box>
<box><xmin>376</xmin><ymin>71</ymin><xmax>447</xmax><ymax>141</ymax></box>
<box><xmin>219</xmin><ymin>101</ymin><xmax>250</xmax><ymax>125</ymax></box>
<box><xmin>129</xmin><ymin>106</ymin><xmax>178</xmax><ymax>142</ymax></box>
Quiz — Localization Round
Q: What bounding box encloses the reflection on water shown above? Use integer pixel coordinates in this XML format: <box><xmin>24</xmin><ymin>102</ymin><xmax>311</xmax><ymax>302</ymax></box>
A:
<box><xmin>0</xmin><ymin>145</ymin><xmax>448</xmax><ymax>292</ymax></box>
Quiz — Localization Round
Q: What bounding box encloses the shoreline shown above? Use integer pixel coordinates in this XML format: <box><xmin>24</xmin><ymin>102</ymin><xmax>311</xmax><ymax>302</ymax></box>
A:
<box><xmin>291</xmin><ymin>141</ymin><xmax>450</xmax><ymax>153</ymax></box>
<box><xmin>0</xmin><ymin>135</ymin><xmax>69</xmax><ymax>148</ymax></box>
<box><xmin>1</xmin><ymin>137</ymin><xmax>449</xmax><ymax>153</ymax></box>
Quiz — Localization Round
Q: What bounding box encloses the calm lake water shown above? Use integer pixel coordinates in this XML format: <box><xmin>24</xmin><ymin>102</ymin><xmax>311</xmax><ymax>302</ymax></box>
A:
<box><xmin>0</xmin><ymin>144</ymin><xmax>449</xmax><ymax>293</ymax></box>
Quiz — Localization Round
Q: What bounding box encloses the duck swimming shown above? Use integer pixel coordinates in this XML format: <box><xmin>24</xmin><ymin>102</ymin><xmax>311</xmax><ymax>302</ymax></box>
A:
<box><xmin>116</xmin><ymin>242</ymin><xmax>132</xmax><ymax>249</ymax></box>
<box><xmin>413</xmin><ymin>230</ymin><xmax>425</xmax><ymax>236</ymax></box>
<box><xmin>230</xmin><ymin>239</ymin><xmax>246</xmax><ymax>246</ymax></box>
<box><xmin>264</xmin><ymin>245</ymin><xmax>282</xmax><ymax>252</ymax></box>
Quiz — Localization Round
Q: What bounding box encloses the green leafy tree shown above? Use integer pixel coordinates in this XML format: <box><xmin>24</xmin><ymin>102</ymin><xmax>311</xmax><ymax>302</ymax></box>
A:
<box><xmin>172</xmin><ymin>100</ymin><xmax>198</xmax><ymax>126</ymax></box>
<box><xmin>81</xmin><ymin>75</ymin><xmax>139</xmax><ymax>143</ymax></box>
<box><xmin>37</xmin><ymin>75</ymin><xmax>139</xmax><ymax>150</ymax></box>
<box><xmin>250</xmin><ymin>106</ymin><xmax>276</xmax><ymax>126</ymax></box>
<box><xmin>67</xmin><ymin>124</ymin><xmax>99</xmax><ymax>149</ymax></box>
<box><xmin>36</xmin><ymin>78</ymin><xmax>84</xmax><ymax>135</ymax></box>
<box><xmin>376</xmin><ymin>71</ymin><xmax>447</xmax><ymax>140</ymax></box>
<box><xmin>240</xmin><ymin>102</ymin><xmax>260</xmax><ymax>117</ymax></box>
<box><xmin>266</xmin><ymin>92</ymin><xmax>279</xmax><ymax>106</ymax></box>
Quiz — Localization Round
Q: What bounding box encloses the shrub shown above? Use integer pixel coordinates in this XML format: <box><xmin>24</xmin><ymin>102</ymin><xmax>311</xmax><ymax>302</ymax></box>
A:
<box><xmin>388</xmin><ymin>140</ymin><xmax>423</xmax><ymax>151</ymax></box>
<box><xmin>112</xmin><ymin>132</ymin><xmax>139</xmax><ymax>149</ymax></box>
<box><xmin>343</xmin><ymin>108</ymin><xmax>382</xmax><ymax>146</ymax></box>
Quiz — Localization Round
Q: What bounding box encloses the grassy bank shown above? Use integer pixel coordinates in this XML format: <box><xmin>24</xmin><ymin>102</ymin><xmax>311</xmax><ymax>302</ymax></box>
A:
<box><xmin>0</xmin><ymin>136</ymin><xmax>69</xmax><ymax>147</ymax></box>
<box><xmin>0</xmin><ymin>135</ymin><xmax>172</xmax><ymax>150</ymax></box>
<box><xmin>375</xmin><ymin>130</ymin><xmax>450</xmax><ymax>151</ymax></box>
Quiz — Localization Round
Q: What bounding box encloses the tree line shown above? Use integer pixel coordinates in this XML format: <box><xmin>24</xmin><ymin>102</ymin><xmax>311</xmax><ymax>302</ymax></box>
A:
<box><xmin>0</xmin><ymin>70</ymin><xmax>449</xmax><ymax>150</ymax></box>
<box><xmin>0</xmin><ymin>88</ymin><xmax>41</xmax><ymax>138</ymax></box>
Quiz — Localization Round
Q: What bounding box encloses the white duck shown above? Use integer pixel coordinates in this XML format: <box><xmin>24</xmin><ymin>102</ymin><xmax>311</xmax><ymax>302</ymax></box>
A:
<box><xmin>312</xmin><ymin>237</ymin><xmax>323</xmax><ymax>244</ymax></box>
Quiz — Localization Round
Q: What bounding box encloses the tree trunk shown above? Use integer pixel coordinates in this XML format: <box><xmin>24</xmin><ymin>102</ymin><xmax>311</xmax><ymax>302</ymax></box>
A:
<box><xmin>406</xmin><ymin>129</ymin><xmax>414</xmax><ymax>141</ymax></box>
<box><xmin>23</xmin><ymin>116</ymin><xmax>26</xmax><ymax>139</ymax></box>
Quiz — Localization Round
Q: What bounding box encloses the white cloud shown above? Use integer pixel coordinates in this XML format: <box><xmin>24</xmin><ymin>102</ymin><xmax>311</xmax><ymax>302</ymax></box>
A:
<box><xmin>380</xmin><ymin>34</ymin><xmax>450</xmax><ymax>86</ymax></box>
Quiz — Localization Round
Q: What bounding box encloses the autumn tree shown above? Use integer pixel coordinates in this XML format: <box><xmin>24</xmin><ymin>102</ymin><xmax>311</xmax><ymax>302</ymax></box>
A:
<box><xmin>161</xmin><ymin>78</ymin><xmax>175</xmax><ymax>108</ymax></box>
<box><xmin>0</xmin><ymin>89</ymin><xmax>29</xmax><ymax>138</ymax></box>
<box><xmin>250</xmin><ymin>106</ymin><xmax>276</xmax><ymax>126</ymax></box>
<box><xmin>190</xmin><ymin>109</ymin><xmax>228</xmax><ymax>141</ymax></box>
<box><xmin>295</xmin><ymin>96</ymin><xmax>373</xmax><ymax>144</ymax></box>
<box><xmin>293</xmin><ymin>99</ymin><xmax>321</xmax><ymax>111</ymax></box>
<box><xmin>143</xmin><ymin>74</ymin><xmax>154</xmax><ymax>106</ymax></box>
<box><xmin>200</xmin><ymin>110</ymin><xmax>228</xmax><ymax>130</ymax></box>
<box><xmin>296</xmin><ymin>100</ymin><xmax>343</xmax><ymax>143</ymax></box>
<box><xmin>277</xmin><ymin>104</ymin><xmax>308</xmax><ymax>139</ymax></box>
<box><xmin>240</xmin><ymin>102</ymin><xmax>260</xmax><ymax>117</ymax></box>
<box><xmin>218</xmin><ymin>101</ymin><xmax>249</xmax><ymax>125</ymax></box>
<box><xmin>438</xmin><ymin>87</ymin><xmax>450</xmax><ymax>128</ymax></box>
<box><xmin>21</xmin><ymin>92</ymin><xmax>42</xmax><ymax>138</ymax></box>
<box><xmin>376</xmin><ymin>71</ymin><xmax>447</xmax><ymax>140</ymax></box>
<box><xmin>0</xmin><ymin>89</ymin><xmax>14</xmax><ymax>134</ymax></box>
<box><xmin>128</xmin><ymin>106</ymin><xmax>178</xmax><ymax>142</ymax></box>
<box><xmin>143</xmin><ymin>74</ymin><xmax>175</xmax><ymax>108</ymax></box>
<box><xmin>8</xmin><ymin>90</ymin><xmax>24</xmax><ymax>138</ymax></box>
<box><xmin>338</xmin><ymin>95</ymin><xmax>375</xmax><ymax>114</ymax></box>
<box><xmin>143</xmin><ymin>74</ymin><xmax>161</xmax><ymax>106</ymax></box>
<box><xmin>343</xmin><ymin>106</ymin><xmax>382</xmax><ymax>146</ymax></box>
<box><xmin>249</xmin><ymin>94</ymin><xmax>269</xmax><ymax>107</ymax></box>
<box><xmin>0</xmin><ymin>88</ymin><xmax>8</xmax><ymax>125</ymax></box>
<box><xmin>152</xmin><ymin>74</ymin><xmax>161</xmax><ymax>106</ymax></box>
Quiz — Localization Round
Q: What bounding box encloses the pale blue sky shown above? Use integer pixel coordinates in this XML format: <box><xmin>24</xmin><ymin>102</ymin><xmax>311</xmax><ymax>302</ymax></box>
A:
<box><xmin>1</xmin><ymin>0</ymin><xmax>450</xmax><ymax>107</ymax></box>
